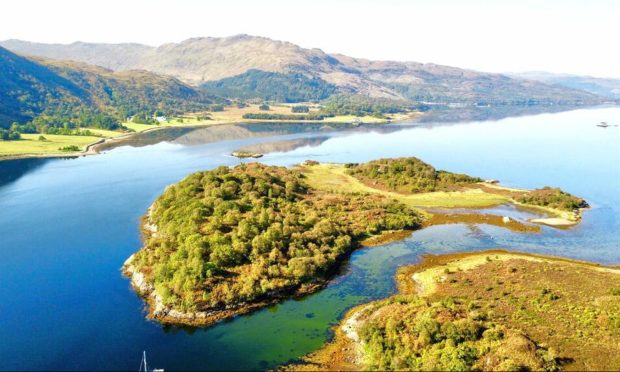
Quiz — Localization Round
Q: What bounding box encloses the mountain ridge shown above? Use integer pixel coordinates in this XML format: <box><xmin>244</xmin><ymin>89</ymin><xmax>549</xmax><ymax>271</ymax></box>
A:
<box><xmin>1</xmin><ymin>35</ymin><xmax>607</xmax><ymax>104</ymax></box>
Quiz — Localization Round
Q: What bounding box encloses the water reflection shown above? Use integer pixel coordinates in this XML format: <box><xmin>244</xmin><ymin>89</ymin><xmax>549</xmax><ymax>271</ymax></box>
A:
<box><xmin>415</xmin><ymin>104</ymin><xmax>590</xmax><ymax>124</ymax></box>
<box><xmin>0</xmin><ymin>157</ymin><xmax>51</xmax><ymax>189</ymax></box>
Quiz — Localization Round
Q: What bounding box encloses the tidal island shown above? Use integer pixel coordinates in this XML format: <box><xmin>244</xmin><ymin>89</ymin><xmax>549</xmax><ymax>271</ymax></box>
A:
<box><xmin>123</xmin><ymin>157</ymin><xmax>587</xmax><ymax>327</ymax></box>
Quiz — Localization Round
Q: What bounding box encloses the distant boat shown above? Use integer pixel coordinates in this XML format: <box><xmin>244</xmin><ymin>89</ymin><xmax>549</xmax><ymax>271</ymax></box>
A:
<box><xmin>139</xmin><ymin>351</ymin><xmax>164</xmax><ymax>372</ymax></box>
<box><xmin>597</xmin><ymin>121</ymin><xmax>609</xmax><ymax>128</ymax></box>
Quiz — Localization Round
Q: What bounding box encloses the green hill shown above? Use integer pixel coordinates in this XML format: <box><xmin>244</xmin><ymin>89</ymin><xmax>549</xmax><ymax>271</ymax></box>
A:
<box><xmin>201</xmin><ymin>69</ymin><xmax>337</xmax><ymax>102</ymax></box>
<box><xmin>0</xmin><ymin>46</ymin><xmax>90</xmax><ymax>128</ymax></box>
<box><xmin>0</xmin><ymin>46</ymin><xmax>218</xmax><ymax>130</ymax></box>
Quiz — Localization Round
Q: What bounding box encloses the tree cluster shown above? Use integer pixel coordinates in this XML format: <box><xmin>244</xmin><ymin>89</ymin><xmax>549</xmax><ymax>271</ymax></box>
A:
<box><xmin>517</xmin><ymin>187</ymin><xmax>588</xmax><ymax>211</ymax></box>
<box><xmin>358</xmin><ymin>295</ymin><xmax>559</xmax><ymax>371</ymax></box>
<box><xmin>291</xmin><ymin>105</ymin><xmax>310</xmax><ymax>113</ymax></box>
<box><xmin>0</xmin><ymin>128</ymin><xmax>21</xmax><ymax>140</ymax></box>
<box><xmin>346</xmin><ymin>157</ymin><xmax>482</xmax><ymax>193</ymax></box>
<box><xmin>242</xmin><ymin>113</ymin><xmax>328</xmax><ymax>121</ymax></box>
<box><xmin>320</xmin><ymin>95</ymin><xmax>409</xmax><ymax>117</ymax></box>
<box><xmin>200</xmin><ymin>69</ymin><xmax>337</xmax><ymax>103</ymax></box>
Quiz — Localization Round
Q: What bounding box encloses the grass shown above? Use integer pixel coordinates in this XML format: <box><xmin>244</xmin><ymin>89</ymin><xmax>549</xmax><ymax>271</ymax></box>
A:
<box><xmin>79</xmin><ymin>128</ymin><xmax>125</xmax><ymax>138</ymax></box>
<box><xmin>0</xmin><ymin>134</ymin><xmax>102</xmax><ymax>157</ymax></box>
<box><xmin>301</xmin><ymin>163</ymin><xmax>510</xmax><ymax>209</ymax></box>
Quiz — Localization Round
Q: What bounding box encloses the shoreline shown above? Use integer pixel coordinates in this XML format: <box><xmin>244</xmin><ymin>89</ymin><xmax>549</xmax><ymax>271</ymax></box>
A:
<box><xmin>123</xmin><ymin>253</ymin><xmax>328</xmax><ymax>327</ymax></box>
<box><xmin>0</xmin><ymin>111</ymin><xmax>421</xmax><ymax>162</ymax></box>
<box><xmin>122</xmin><ymin>227</ymin><xmax>417</xmax><ymax>328</ymax></box>
<box><xmin>122</xmin><ymin>211</ymin><xmax>573</xmax><ymax>328</ymax></box>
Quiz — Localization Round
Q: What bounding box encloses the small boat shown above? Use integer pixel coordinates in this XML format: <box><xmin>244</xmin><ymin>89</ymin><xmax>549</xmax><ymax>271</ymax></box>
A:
<box><xmin>597</xmin><ymin>121</ymin><xmax>609</xmax><ymax>128</ymax></box>
<box><xmin>140</xmin><ymin>351</ymin><xmax>164</xmax><ymax>372</ymax></box>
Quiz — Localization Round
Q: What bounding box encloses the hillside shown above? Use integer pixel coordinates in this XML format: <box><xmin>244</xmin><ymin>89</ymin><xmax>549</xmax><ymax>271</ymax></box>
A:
<box><xmin>509</xmin><ymin>71</ymin><xmax>620</xmax><ymax>100</ymax></box>
<box><xmin>39</xmin><ymin>58</ymin><xmax>217</xmax><ymax>119</ymax></box>
<box><xmin>0</xmin><ymin>46</ymin><xmax>216</xmax><ymax>129</ymax></box>
<box><xmin>0</xmin><ymin>46</ymin><xmax>92</xmax><ymax>129</ymax></box>
<box><xmin>1</xmin><ymin>35</ymin><xmax>606</xmax><ymax>105</ymax></box>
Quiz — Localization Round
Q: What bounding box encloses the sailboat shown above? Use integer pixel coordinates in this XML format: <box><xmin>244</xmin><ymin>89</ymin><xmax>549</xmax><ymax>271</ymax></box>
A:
<box><xmin>139</xmin><ymin>351</ymin><xmax>164</xmax><ymax>372</ymax></box>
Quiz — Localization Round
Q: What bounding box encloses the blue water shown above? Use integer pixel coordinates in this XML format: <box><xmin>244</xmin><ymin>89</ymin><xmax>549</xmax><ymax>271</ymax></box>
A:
<box><xmin>0</xmin><ymin>107</ymin><xmax>619</xmax><ymax>370</ymax></box>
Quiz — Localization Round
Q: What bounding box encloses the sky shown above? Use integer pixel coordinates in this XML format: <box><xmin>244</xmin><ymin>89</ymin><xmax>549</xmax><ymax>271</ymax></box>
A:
<box><xmin>2</xmin><ymin>0</ymin><xmax>619</xmax><ymax>78</ymax></box>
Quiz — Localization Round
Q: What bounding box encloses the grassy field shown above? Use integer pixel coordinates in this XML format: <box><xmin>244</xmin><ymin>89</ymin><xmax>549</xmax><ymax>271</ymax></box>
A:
<box><xmin>300</xmin><ymin>163</ymin><xmax>510</xmax><ymax>209</ymax></box>
<box><xmin>79</xmin><ymin>128</ymin><xmax>124</xmax><ymax>138</ymax></box>
<box><xmin>0</xmin><ymin>134</ymin><xmax>102</xmax><ymax>157</ymax></box>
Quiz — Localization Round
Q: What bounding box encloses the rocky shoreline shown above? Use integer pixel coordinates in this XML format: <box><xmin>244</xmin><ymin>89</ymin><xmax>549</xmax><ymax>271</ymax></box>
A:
<box><xmin>123</xmin><ymin>252</ymin><xmax>328</xmax><ymax>327</ymax></box>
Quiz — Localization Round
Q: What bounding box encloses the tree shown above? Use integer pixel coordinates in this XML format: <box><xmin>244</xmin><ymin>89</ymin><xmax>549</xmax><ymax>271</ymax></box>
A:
<box><xmin>259</xmin><ymin>104</ymin><xmax>270</xmax><ymax>111</ymax></box>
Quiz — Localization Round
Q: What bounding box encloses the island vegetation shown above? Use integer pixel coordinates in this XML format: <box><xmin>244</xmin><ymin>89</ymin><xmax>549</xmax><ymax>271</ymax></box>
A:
<box><xmin>124</xmin><ymin>157</ymin><xmax>587</xmax><ymax>326</ymax></box>
<box><xmin>291</xmin><ymin>251</ymin><xmax>620</xmax><ymax>371</ymax></box>
<box><xmin>345</xmin><ymin>157</ymin><xmax>483</xmax><ymax>193</ymax></box>
<box><xmin>125</xmin><ymin>163</ymin><xmax>423</xmax><ymax>324</ymax></box>
<box><xmin>516</xmin><ymin>187</ymin><xmax>588</xmax><ymax>211</ymax></box>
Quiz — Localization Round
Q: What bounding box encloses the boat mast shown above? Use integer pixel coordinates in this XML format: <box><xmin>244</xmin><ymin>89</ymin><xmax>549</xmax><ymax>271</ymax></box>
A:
<box><xmin>139</xmin><ymin>350</ymin><xmax>148</xmax><ymax>372</ymax></box>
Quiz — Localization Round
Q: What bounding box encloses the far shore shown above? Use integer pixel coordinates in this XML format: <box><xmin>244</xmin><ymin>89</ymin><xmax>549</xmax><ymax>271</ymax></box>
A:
<box><xmin>0</xmin><ymin>110</ymin><xmax>421</xmax><ymax>162</ymax></box>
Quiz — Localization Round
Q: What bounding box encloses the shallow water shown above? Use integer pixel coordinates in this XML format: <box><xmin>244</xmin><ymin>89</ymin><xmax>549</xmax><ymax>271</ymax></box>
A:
<box><xmin>0</xmin><ymin>107</ymin><xmax>619</xmax><ymax>370</ymax></box>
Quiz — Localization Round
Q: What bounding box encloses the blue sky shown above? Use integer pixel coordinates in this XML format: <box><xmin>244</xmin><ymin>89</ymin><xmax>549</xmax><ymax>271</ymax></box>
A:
<box><xmin>2</xmin><ymin>0</ymin><xmax>618</xmax><ymax>77</ymax></box>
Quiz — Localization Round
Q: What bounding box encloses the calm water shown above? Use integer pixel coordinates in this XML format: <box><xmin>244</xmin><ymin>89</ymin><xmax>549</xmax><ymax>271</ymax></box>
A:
<box><xmin>0</xmin><ymin>107</ymin><xmax>619</xmax><ymax>370</ymax></box>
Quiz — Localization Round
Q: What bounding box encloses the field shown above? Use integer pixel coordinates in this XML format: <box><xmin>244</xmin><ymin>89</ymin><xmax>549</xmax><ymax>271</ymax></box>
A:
<box><xmin>300</xmin><ymin>163</ymin><xmax>510</xmax><ymax>209</ymax></box>
<box><xmin>0</xmin><ymin>133</ymin><xmax>103</xmax><ymax>157</ymax></box>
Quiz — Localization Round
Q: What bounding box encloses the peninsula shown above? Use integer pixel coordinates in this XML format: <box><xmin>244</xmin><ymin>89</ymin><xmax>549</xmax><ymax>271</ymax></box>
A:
<box><xmin>292</xmin><ymin>250</ymin><xmax>620</xmax><ymax>371</ymax></box>
<box><xmin>123</xmin><ymin>157</ymin><xmax>587</xmax><ymax>327</ymax></box>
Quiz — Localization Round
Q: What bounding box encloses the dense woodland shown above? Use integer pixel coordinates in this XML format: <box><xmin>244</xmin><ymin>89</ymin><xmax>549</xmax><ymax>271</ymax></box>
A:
<box><xmin>358</xmin><ymin>295</ymin><xmax>559</xmax><ymax>370</ymax></box>
<box><xmin>517</xmin><ymin>187</ymin><xmax>588</xmax><ymax>211</ymax></box>
<box><xmin>201</xmin><ymin>69</ymin><xmax>337</xmax><ymax>102</ymax></box>
<box><xmin>320</xmin><ymin>95</ymin><xmax>411</xmax><ymax>117</ymax></box>
<box><xmin>132</xmin><ymin>163</ymin><xmax>423</xmax><ymax>311</ymax></box>
<box><xmin>346</xmin><ymin>157</ymin><xmax>482</xmax><ymax>193</ymax></box>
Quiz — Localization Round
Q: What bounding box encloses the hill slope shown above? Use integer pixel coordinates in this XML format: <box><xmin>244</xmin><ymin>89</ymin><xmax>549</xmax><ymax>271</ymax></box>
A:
<box><xmin>0</xmin><ymin>46</ymin><xmax>216</xmax><ymax>129</ymax></box>
<box><xmin>0</xmin><ymin>46</ymin><xmax>92</xmax><ymax>128</ymax></box>
<box><xmin>1</xmin><ymin>35</ymin><xmax>605</xmax><ymax>104</ymax></box>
